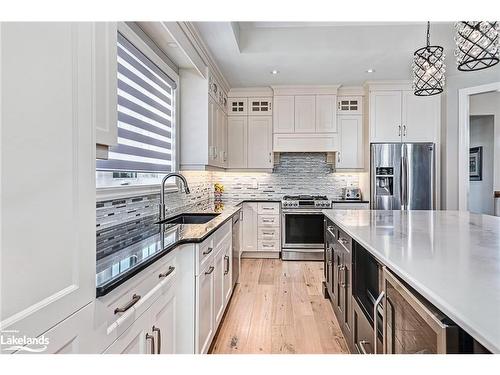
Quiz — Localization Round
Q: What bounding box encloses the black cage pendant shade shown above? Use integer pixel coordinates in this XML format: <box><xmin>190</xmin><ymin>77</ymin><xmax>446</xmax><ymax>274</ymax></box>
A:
<box><xmin>413</xmin><ymin>22</ymin><xmax>446</xmax><ymax>96</ymax></box>
<box><xmin>455</xmin><ymin>22</ymin><xmax>499</xmax><ymax>71</ymax></box>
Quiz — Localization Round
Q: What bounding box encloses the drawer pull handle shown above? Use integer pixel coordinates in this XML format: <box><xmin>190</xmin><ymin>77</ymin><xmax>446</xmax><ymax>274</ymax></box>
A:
<box><xmin>263</xmin><ymin>231</ymin><xmax>274</xmax><ymax>235</ymax></box>
<box><xmin>145</xmin><ymin>333</ymin><xmax>155</xmax><ymax>354</ymax></box>
<box><xmin>114</xmin><ymin>294</ymin><xmax>141</xmax><ymax>314</ymax></box>
<box><xmin>152</xmin><ymin>326</ymin><xmax>161</xmax><ymax>354</ymax></box>
<box><xmin>205</xmin><ymin>266</ymin><xmax>215</xmax><ymax>275</ymax></box>
<box><xmin>158</xmin><ymin>266</ymin><xmax>175</xmax><ymax>279</ymax></box>
<box><xmin>224</xmin><ymin>255</ymin><xmax>230</xmax><ymax>275</ymax></box>
<box><xmin>203</xmin><ymin>247</ymin><xmax>213</xmax><ymax>255</ymax></box>
<box><xmin>263</xmin><ymin>207</ymin><xmax>274</xmax><ymax>210</ymax></box>
<box><xmin>263</xmin><ymin>219</ymin><xmax>274</xmax><ymax>223</ymax></box>
<box><xmin>359</xmin><ymin>340</ymin><xmax>371</xmax><ymax>354</ymax></box>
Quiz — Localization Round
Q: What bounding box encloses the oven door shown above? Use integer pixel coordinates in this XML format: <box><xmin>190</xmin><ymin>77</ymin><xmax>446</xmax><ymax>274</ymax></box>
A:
<box><xmin>282</xmin><ymin>210</ymin><xmax>325</xmax><ymax>249</ymax></box>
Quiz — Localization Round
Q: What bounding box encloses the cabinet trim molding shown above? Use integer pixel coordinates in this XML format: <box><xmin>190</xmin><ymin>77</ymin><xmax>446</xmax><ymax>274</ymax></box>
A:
<box><xmin>272</xmin><ymin>85</ymin><xmax>340</xmax><ymax>96</ymax></box>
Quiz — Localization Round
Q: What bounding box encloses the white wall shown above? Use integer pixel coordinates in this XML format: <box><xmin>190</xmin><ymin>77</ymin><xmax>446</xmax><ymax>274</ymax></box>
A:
<box><xmin>442</xmin><ymin>65</ymin><xmax>500</xmax><ymax>210</ymax></box>
<box><xmin>469</xmin><ymin>115</ymin><xmax>495</xmax><ymax>215</ymax></box>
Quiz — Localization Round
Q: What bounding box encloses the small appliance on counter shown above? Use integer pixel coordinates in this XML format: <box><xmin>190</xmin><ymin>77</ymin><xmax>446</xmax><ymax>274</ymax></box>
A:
<box><xmin>342</xmin><ymin>187</ymin><xmax>362</xmax><ymax>201</ymax></box>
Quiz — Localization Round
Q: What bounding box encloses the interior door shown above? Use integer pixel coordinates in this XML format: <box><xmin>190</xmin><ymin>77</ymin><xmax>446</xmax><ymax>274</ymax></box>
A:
<box><xmin>369</xmin><ymin>91</ymin><xmax>402</xmax><ymax>142</ymax></box>
<box><xmin>248</xmin><ymin>116</ymin><xmax>273</xmax><ymax>168</ymax></box>
<box><xmin>404</xmin><ymin>143</ymin><xmax>435</xmax><ymax>210</ymax></box>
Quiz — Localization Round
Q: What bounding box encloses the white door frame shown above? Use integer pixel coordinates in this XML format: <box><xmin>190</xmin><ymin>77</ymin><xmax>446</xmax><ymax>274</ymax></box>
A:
<box><xmin>458</xmin><ymin>81</ymin><xmax>500</xmax><ymax>211</ymax></box>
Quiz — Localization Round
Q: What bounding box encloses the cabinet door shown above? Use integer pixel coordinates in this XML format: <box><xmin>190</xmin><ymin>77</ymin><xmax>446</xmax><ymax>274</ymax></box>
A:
<box><xmin>196</xmin><ymin>261</ymin><xmax>215</xmax><ymax>354</ymax></box>
<box><xmin>223</xmin><ymin>243</ymin><xmax>232</xmax><ymax>306</ymax></box>
<box><xmin>369</xmin><ymin>91</ymin><xmax>402</xmax><ymax>142</ymax></box>
<box><xmin>93</xmin><ymin>22</ymin><xmax>118</xmax><ymax>147</ymax></box>
<box><xmin>402</xmin><ymin>91</ymin><xmax>440</xmax><ymax>142</ymax></box>
<box><xmin>1</xmin><ymin>23</ymin><xmax>95</xmax><ymax>341</ymax></box>
<box><xmin>214</xmin><ymin>248</ymin><xmax>225</xmax><ymax>326</ymax></box>
<box><xmin>316</xmin><ymin>95</ymin><xmax>337</xmax><ymax>132</ymax></box>
<box><xmin>294</xmin><ymin>95</ymin><xmax>316</xmax><ymax>133</ymax></box>
<box><xmin>248</xmin><ymin>97</ymin><xmax>273</xmax><ymax>116</ymax></box>
<box><xmin>337</xmin><ymin>115</ymin><xmax>364</xmax><ymax>169</ymax></box>
<box><xmin>227</xmin><ymin>116</ymin><xmax>247</xmax><ymax>168</ymax></box>
<box><xmin>273</xmin><ymin>96</ymin><xmax>295</xmax><ymax>133</ymax></box>
<box><xmin>208</xmin><ymin>97</ymin><xmax>218</xmax><ymax>164</ymax></box>
<box><xmin>149</xmin><ymin>281</ymin><xmax>177</xmax><ymax>354</ymax></box>
<box><xmin>248</xmin><ymin>116</ymin><xmax>273</xmax><ymax>168</ymax></box>
<box><xmin>242</xmin><ymin>203</ymin><xmax>258</xmax><ymax>252</ymax></box>
<box><xmin>103</xmin><ymin>308</ymin><xmax>152</xmax><ymax>354</ymax></box>
<box><xmin>216</xmin><ymin>106</ymin><xmax>226</xmax><ymax>167</ymax></box>
<box><xmin>228</xmin><ymin>97</ymin><xmax>247</xmax><ymax>116</ymax></box>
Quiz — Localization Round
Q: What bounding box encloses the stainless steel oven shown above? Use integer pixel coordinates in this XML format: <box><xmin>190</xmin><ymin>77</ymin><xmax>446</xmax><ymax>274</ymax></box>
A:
<box><xmin>282</xmin><ymin>210</ymin><xmax>325</xmax><ymax>260</ymax></box>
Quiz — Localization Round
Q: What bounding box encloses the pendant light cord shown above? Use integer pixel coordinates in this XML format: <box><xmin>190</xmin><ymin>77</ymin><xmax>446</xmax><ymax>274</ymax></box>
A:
<box><xmin>426</xmin><ymin>21</ymin><xmax>431</xmax><ymax>48</ymax></box>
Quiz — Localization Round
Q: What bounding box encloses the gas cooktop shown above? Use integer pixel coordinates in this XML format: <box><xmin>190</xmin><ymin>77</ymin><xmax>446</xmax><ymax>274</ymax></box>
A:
<box><xmin>282</xmin><ymin>195</ymin><xmax>332</xmax><ymax>208</ymax></box>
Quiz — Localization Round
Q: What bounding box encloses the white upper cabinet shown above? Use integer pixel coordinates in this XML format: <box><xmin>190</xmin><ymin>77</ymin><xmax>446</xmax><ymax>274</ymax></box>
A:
<box><xmin>337</xmin><ymin>115</ymin><xmax>364</xmax><ymax>169</ymax></box>
<box><xmin>228</xmin><ymin>97</ymin><xmax>248</xmax><ymax>116</ymax></box>
<box><xmin>93</xmin><ymin>22</ymin><xmax>118</xmax><ymax>150</ymax></box>
<box><xmin>227</xmin><ymin>117</ymin><xmax>248</xmax><ymax>169</ymax></box>
<box><xmin>248</xmin><ymin>116</ymin><xmax>273</xmax><ymax>169</ymax></box>
<box><xmin>248</xmin><ymin>97</ymin><xmax>273</xmax><ymax>115</ymax></box>
<box><xmin>337</xmin><ymin>96</ymin><xmax>363</xmax><ymax>115</ymax></box>
<box><xmin>273</xmin><ymin>95</ymin><xmax>295</xmax><ymax>133</ymax></box>
<box><xmin>294</xmin><ymin>96</ymin><xmax>316</xmax><ymax>133</ymax></box>
<box><xmin>402</xmin><ymin>91</ymin><xmax>440</xmax><ymax>142</ymax></box>
<box><xmin>369</xmin><ymin>88</ymin><xmax>440</xmax><ymax>143</ymax></box>
<box><xmin>369</xmin><ymin>90</ymin><xmax>403</xmax><ymax>142</ymax></box>
<box><xmin>316</xmin><ymin>95</ymin><xmax>337</xmax><ymax>132</ymax></box>
<box><xmin>1</xmin><ymin>23</ymin><xmax>95</xmax><ymax>341</ymax></box>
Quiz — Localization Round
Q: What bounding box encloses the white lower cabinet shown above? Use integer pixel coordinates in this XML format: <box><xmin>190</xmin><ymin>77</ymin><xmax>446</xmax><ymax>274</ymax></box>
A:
<box><xmin>196</xmin><ymin>260</ymin><xmax>215</xmax><ymax>354</ymax></box>
<box><xmin>214</xmin><ymin>247</ymin><xmax>225</xmax><ymax>326</ymax></box>
<box><xmin>242</xmin><ymin>202</ymin><xmax>281</xmax><ymax>257</ymax></box>
<box><xmin>242</xmin><ymin>202</ymin><xmax>258</xmax><ymax>252</ymax></box>
<box><xmin>222</xmin><ymin>240</ymin><xmax>233</xmax><ymax>306</ymax></box>
<box><xmin>149</xmin><ymin>279</ymin><xmax>177</xmax><ymax>354</ymax></box>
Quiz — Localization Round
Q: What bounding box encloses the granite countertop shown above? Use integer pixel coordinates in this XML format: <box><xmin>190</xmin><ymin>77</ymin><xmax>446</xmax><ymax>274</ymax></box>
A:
<box><xmin>322</xmin><ymin>209</ymin><xmax>500</xmax><ymax>353</ymax></box>
<box><xmin>96</xmin><ymin>200</ymin><xmax>241</xmax><ymax>297</ymax></box>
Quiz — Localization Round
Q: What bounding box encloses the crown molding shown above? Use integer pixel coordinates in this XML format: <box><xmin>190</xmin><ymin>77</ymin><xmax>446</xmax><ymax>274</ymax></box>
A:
<box><xmin>179</xmin><ymin>22</ymin><xmax>231</xmax><ymax>93</ymax></box>
<box><xmin>271</xmin><ymin>85</ymin><xmax>341</xmax><ymax>95</ymax></box>
<box><xmin>228</xmin><ymin>87</ymin><xmax>274</xmax><ymax>97</ymax></box>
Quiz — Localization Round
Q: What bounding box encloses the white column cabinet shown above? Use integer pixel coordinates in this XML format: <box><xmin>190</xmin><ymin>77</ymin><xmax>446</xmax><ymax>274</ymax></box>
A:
<box><xmin>248</xmin><ymin>116</ymin><xmax>273</xmax><ymax>169</ymax></box>
<box><xmin>337</xmin><ymin>115</ymin><xmax>364</xmax><ymax>169</ymax></box>
<box><xmin>0</xmin><ymin>23</ymin><xmax>95</xmax><ymax>342</ymax></box>
<box><xmin>316</xmin><ymin>95</ymin><xmax>337</xmax><ymax>132</ymax></box>
<box><xmin>402</xmin><ymin>91</ymin><xmax>440</xmax><ymax>142</ymax></box>
<box><xmin>242</xmin><ymin>203</ymin><xmax>258</xmax><ymax>252</ymax></box>
<box><xmin>227</xmin><ymin>117</ymin><xmax>248</xmax><ymax>168</ymax></box>
<box><xmin>294</xmin><ymin>95</ymin><xmax>316</xmax><ymax>133</ymax></box>
<box><xmin>93</xmin><ymin>22</ymin><xmax>118</xmax><ymax>152</ymax></box>
<box><xmin>273</xmin><ymin>95</ymin><xmax>295</xmax><ymax>133</ymax></box>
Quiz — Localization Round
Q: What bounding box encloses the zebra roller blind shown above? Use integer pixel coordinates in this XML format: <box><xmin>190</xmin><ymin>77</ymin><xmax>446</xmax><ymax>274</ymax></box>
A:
<box><xmin>97</xmin><ymin>32</ymin><xmax>176</xmax><ymax>173</ymax></box>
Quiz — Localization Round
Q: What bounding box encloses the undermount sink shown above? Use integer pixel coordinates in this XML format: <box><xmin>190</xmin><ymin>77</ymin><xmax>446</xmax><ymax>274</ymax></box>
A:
<box><xmin>159</xmin><ymin>213</ymin><xmax>220</xmax><ymax>225</ymax></box>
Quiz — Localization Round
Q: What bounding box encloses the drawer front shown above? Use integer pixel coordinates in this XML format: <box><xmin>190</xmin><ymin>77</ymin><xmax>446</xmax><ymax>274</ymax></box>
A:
<box><xmin>337</xmin><ymin>229</ymin><xmax>352</xmax><ymax>252</ymax></box>
<box><xmin>353</xmin><ymin>299</ymin><xmax>376</xmax><ymax>354</ymax></box>
<box><xmin>197</xmin><ymin>236</ymin><xmax>214</xmax><ymax>272</ymax></box>
<box><xmin>258</xmin><ymin>214</ymin><xmax>280</xmax><ymax>227</ymax></box>
<box><xmin>257</xmin><ymin>239</ymin><xmax>280</xmax><ymax>252</ymax></box>
<box><xmin>95</xmin><ymin>252</ymin><xmax>177</xmax><ymax>341</ymax></box>
<box><xmin>257</xmin><ymin>202</ymin><xmax>280</xmax><ymax>215</ymax></box>
<box><xmin>258</xmin><ymin>226</ymin><xmax>280</xmax><ymax>240</ymax></box>
<box><xmin>214</xmin><ymin>220</ymin><xmax>231</xmax><ymax>248</ymax></box>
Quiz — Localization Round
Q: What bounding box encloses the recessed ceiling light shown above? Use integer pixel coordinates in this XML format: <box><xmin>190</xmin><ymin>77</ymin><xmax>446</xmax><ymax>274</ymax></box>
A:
<box><xmin>271</xmin><ymin>69</ymin><xmax>279</xmax><ymax>75</ymax></box>
<box><xmin>167</xmin><ymin>42</ymin><xmax>178</xmax><ymax>48</ymax></box>
<box><xmin>366</xmin><ymin>68</ymin><xmax>375</xmax><ymax>73</ymax></box>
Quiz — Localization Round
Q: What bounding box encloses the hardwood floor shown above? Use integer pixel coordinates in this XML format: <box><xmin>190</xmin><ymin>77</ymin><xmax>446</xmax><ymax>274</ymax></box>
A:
<box><xmin>210</xmin><ymin>259</ymin><xmax>349</xmax><ymax>354</ymax></box>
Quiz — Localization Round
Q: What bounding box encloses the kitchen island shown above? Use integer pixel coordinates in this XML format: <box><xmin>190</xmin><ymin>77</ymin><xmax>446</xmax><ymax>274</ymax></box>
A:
<box><xmin>323</xmin><ymin>209</ymin><xmax>500</xmax><ymax>353</ymax></box>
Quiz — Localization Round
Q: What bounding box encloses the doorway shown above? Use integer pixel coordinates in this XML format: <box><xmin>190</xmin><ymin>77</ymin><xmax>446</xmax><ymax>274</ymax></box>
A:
<box><xmin>458</xmin><ymin>82</ymin><xmax>500</xmax><ymax>215</ymax></box>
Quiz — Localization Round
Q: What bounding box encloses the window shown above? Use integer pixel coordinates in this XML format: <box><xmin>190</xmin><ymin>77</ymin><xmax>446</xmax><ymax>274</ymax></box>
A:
<box><xmin>96</xmin><ymin>31</ymin><xmax>177</xmax><ymax>188</ymax></box>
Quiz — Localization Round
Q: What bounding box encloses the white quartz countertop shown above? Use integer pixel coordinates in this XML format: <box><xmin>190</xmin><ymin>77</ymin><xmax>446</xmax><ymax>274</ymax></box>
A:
<box><xmin>322</xmin><ymin>209</ymin><xmax>500</xmax><ymax>353</ymax></box>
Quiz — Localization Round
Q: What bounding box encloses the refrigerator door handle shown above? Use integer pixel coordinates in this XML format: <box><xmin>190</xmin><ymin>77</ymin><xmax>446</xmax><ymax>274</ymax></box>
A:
<box><xmin>401</xmin><ymin>145</ymin><xmax>407</xmax><ymax>210</ymax></box>
<box><xmin>400</xmin><ymin>152</ymin><xmax>405</xmax><ymax>210</ymax></box>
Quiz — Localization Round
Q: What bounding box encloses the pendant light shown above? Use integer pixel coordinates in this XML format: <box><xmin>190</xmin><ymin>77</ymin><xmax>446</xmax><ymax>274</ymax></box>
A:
<box><xmin>413</xmin><ymin>22</ymin><xmax>446</xmax><ymax>96</ymax></box>
<box><xmin>455</xmin><ymin>22</ymin><xmax>499</xmax><ymax>71</ymax></box>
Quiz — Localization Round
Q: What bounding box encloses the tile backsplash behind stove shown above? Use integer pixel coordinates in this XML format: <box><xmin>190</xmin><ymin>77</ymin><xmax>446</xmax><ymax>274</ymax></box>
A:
<box><xmin>96</xmin><ymin>153</ymin><xmax>364</xmax><ymax>230</ymax></box>
<box><xmin>213</xmin><ymin>153</ymin><xmax>361</xmax><ymax>200</ymax></box>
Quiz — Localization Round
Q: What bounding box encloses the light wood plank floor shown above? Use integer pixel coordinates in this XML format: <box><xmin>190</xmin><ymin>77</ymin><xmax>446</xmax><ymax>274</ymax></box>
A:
<box><xmin>210</xmin><ymin>259</ymin><xmax>349</xmax><ymax>354</ymax></box>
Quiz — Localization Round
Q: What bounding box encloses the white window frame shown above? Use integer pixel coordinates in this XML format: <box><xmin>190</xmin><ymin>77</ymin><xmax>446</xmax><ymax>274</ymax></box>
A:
<box><xmin>96</xmin><ymin>22</ymin><xmax>181</xmax><ymax>201</ymax></box>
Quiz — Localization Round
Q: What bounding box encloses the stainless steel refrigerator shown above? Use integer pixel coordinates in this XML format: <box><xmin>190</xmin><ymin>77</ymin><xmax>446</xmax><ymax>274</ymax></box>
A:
<box><xmin>371</xmin><ymin>143</ymin><xmax>435</xmax><ymax>210</ymax></box>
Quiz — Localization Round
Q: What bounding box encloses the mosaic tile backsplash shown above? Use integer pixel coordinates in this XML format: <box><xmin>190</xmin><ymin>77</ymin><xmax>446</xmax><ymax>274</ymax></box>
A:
<box><xmin>96</xmin><ymin>153</ymin><xmax>362</xmax><ymax>230</ymax></box>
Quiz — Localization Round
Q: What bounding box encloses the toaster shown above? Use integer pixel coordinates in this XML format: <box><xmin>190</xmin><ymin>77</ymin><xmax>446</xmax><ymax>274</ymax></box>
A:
<box><xmin>342</xmin><ymin>187</ymin><xmax>362</xmax><ymax>201</ymax></box>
